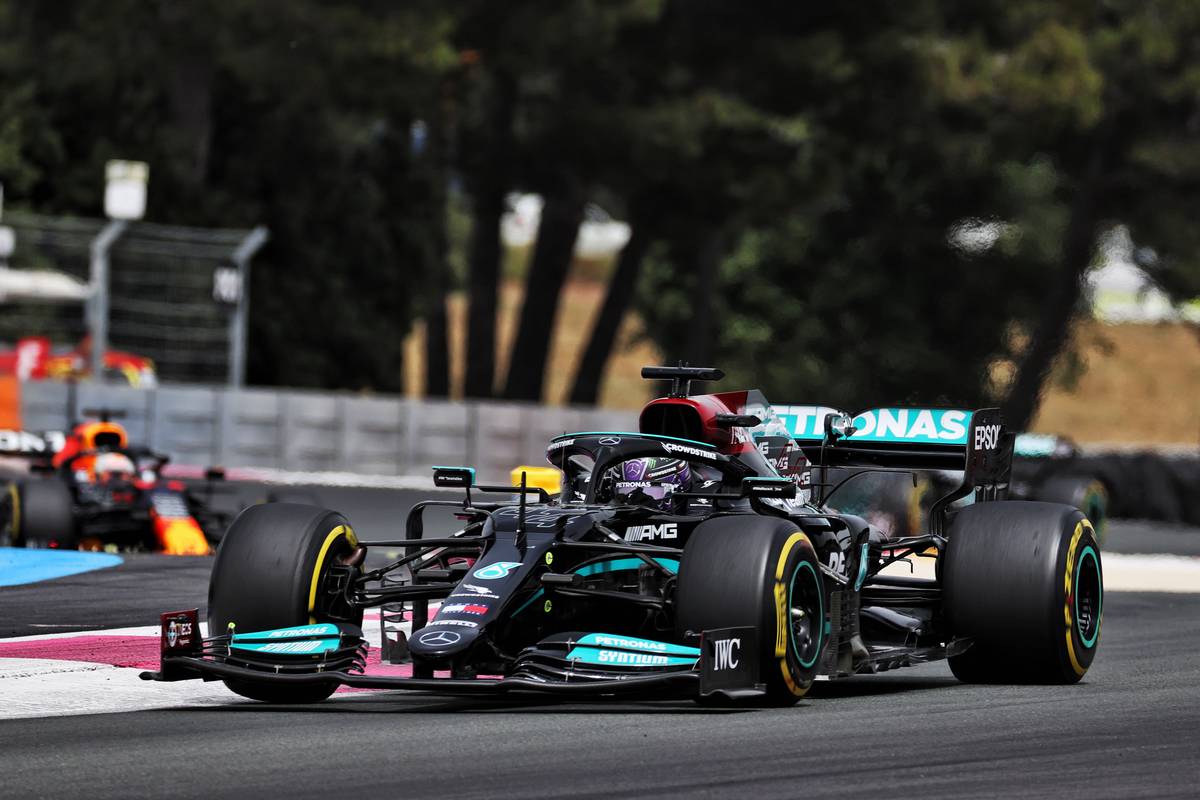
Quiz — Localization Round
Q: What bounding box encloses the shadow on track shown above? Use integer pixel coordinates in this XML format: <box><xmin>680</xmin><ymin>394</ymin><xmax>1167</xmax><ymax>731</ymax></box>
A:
<box><xmin>180</xmin><ymin>673</ymin><xmax>961</xmax><ymax>715</ymax></box>
<box><xmin>187</xmin><ymin>694</ymin><xmax>751</xmax><ymax>716</ymax></box>
<box><xmin>806</xmin><ymin>675</ymin><xmax>960</xmax><ymax>698</ymax></box>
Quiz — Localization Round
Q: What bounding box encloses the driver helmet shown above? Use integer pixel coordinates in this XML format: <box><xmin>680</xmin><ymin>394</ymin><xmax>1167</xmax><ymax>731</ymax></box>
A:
<box><xmin>94</xmin><ymin>452</ymin><xmax>135</xmax><ymax>482</ymax></box>
<box><xmin>612</xmin><ymin>457</ymin><xmax>691</xmax><ymax>510</ymax></box>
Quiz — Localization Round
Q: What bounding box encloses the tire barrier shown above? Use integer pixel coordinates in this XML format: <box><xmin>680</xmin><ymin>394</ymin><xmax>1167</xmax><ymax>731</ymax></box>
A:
<box><xmin>1047</xmin><ymin>452</ymin><xmax>1200</xmax><ymax>526</ymax></box>
<box><xmin>830</xmin><ymin>450</ymin><xmax>1199</xmax><ymax>538</ymax></box>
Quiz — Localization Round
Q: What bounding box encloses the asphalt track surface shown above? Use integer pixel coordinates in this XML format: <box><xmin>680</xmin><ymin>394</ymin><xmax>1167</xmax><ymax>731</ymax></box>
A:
<box><xmin>2</xmin><ymin>484</ymin><xmax>1199</xmax><ymax>799</ymax></box>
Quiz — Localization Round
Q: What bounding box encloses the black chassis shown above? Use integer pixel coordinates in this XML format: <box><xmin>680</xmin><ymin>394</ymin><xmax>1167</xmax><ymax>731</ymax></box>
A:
<box><xmin>145</xmin><ymin>407</ymin><xmax>1015</xmax><ymax>700</ymax></box>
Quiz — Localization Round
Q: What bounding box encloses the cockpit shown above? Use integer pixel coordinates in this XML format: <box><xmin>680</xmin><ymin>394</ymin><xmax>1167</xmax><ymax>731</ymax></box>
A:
<box><xmin>545</xmin><ymin>427</ymin><xmax>806</xmax><ymax>513</ymax></box>
<box><xmin>545</xmin><ymin>368</ymin><xmax>814</xmax><ymax>510</ymax></box>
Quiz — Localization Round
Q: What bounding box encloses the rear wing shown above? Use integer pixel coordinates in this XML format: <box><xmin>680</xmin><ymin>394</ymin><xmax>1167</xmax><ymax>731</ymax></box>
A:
<box><xmin>776</xmin><ymin>405</ymin><xmax>1014</xmax><ymax>515</ymax></box>
<box><xmin>0</xmin><ymin>429</ymin><xmax>65</xmax><ymax>462</ymax></box>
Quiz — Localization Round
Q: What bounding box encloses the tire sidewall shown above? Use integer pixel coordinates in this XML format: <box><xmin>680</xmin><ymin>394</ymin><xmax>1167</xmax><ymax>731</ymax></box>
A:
<box><xmin>1054</xmin><ymin>515</ymin><xmax>1103</xmax><ymax>680</ymax></box>
<box><xmin>763</xmin><ymin>529</ymin><xmax>824</xmax><ymax>700</ymax></box>
<box><xmin>4</xmin><ymin>482</ymin><xmax>22</xmax><ymax>547</ymax></box>
<box><xmin>945</xmin><ymin>501</ymin><xmax>1103</xmax><ymax>683</ymax></box>
<box><xmin>208</xmin><ymin>503</ymin><xmax>361</xmax><ymax>636</ymax></box>
<box><xmin>16</xmin><ymin>479</ymin><xmax>77</xmax><ymax>549</ymax></box>
<box><xmin>207</xmin><ymin>503</ymin><xmax>361</xmax><ymax>704</ymax></box>
<box><xmin>676</xmin><ymin>516</ymin><xmax>825</xmax><ymax>703</ymax></box>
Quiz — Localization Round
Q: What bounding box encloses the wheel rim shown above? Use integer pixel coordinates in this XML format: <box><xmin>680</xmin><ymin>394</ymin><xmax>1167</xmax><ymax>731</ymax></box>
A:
<box><xmin>1074</xmin><ymin>545</ymin><xmax>1102</xmax><ymax>648</ymax></box>
<box><xmin>308</xmin><ymin>524</ymin><xmax>358</xmax><ymax>624</ymax></box>
<box><xmin>788</xmin><ymin>561</ymin><xmax>823</xmax><ymax>669</ymax></box>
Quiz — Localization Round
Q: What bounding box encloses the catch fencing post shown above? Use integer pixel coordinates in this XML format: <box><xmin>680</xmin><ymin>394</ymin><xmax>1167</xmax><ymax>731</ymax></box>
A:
<box><xmin>227</xmin><ymin>226</ymin><xmax>269</xmax><ymax>389</ymax></box>
<box><xmin>88</xmin><ymin>220</ymin><xmax>128</xmax><ymax>382</ymax></box>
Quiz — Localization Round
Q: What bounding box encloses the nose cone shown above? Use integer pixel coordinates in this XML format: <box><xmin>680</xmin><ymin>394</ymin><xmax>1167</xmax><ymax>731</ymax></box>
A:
<box><xmin>408</xmin><ymin>624</ymin><xmax>481</xmax><ymax>658</ymax></box>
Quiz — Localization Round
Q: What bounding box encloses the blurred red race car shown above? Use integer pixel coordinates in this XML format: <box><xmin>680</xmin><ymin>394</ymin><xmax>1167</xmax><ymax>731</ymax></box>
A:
<box><xmin>1</xmin><ymin>411</ymin><xmax>231</xmax><ymax>555</ymax></box>
<box><xmin>0</xmin><ymin>336</ymin><xmax>157</xmax><ymax>388</ymax></box>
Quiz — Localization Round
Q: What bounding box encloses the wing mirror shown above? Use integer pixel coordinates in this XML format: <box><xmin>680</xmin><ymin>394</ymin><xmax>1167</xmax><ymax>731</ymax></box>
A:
<box><xmin>741</xmin><ymin>477</ymin><xmax>797</xmax><ymax>500</ymax></box>
<box><xmin>432</xmin><ymin>466</ymin><xmax>475</xmax><ymax>489</ymax></box>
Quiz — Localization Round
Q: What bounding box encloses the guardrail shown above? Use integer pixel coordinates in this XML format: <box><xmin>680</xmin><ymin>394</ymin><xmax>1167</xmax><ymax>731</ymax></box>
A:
<box><xmin>19</xmin><ymin>380</ymin><xmax>637</xmax><ymax>480</ymax></box>
<box><xmin>19</xmin><ymin>380</ymin><xmax>1197</xmax><ymax>524</ymax></box>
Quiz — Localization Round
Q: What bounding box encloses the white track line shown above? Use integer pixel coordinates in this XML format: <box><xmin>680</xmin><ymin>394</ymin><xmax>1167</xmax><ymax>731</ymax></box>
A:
<box><xmin>1101</xmin><ymin>553</ymin><xmax>1200</xmax><ymax>593</ymax></box>
<box><xmin>0</xmin><ymin>608</ymin><xmax>436</xmax><ymax>719</ymax></box>
<box><xmin>2</xmin><ymin>624</ymin><xmax>178</xmax><ymax>644</ymax></box>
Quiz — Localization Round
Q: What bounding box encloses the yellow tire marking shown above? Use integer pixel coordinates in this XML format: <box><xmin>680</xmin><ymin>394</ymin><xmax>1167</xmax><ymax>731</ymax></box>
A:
<box><xmin>781</xmin><ymin>660</ymin><xmax>804</xmax><ymax>697</ymax></box>
<box><xmin>773</xmin><ymin>580</ymin><xmax>788</xmax><ymax>657</ymax></box>
<box><xmin>1063</xmin><ymin>519</ymin><xmax>1095</xmax><ymax>677</ymax></box>
<box><xmin>8</xmin><ymin>483</ymin><xmax>20</xmax><ymax>543</ymax></box>
<box><xmin>775</xmin><ymin>532</ymin><xmax>809</xmax><ymax>580</ymax></box>
<box><xmin>308</xmin><ymin>524</ymin><xmax>358</xmax><ymax>623</ymax></box>
<box><xmin>774</xmin><ymin>532</ymin><xmax>812</xmax><ymax>695</ymax></box>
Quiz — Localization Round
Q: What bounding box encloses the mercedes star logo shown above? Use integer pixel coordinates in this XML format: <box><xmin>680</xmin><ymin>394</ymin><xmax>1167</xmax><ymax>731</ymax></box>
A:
<box><xmin>418</xmin><ymin>630</ymin><xmax>462</xmax><ymax>646</ymax></box>
<box><xmin>598</xmin><ymin>436</ymin><xmax>622</xmax><ymax>446</ymax></box>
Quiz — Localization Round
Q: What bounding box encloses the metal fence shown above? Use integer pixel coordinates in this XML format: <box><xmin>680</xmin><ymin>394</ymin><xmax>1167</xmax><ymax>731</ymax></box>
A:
<box><xmin>0</xmin><ymin>214</ymin><xmax>99</xmax><ymax>345</ymax></box>
<box><xmin>3</xmin><ymin>212</ymin><xmax>264</xmax><ymax>386</ymax></box>
<box><xmin>19</xmin><ymin>379</ymin><xmax>637</xmax><ymax>479</ymax></box>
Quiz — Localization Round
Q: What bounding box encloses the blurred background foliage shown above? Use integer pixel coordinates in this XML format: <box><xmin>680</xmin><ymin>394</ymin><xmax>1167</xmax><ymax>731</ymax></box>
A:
<box><xmin>0</xmin><ymin>0</ymin><xmax>1197</xmax><ymax>428</ymax></box>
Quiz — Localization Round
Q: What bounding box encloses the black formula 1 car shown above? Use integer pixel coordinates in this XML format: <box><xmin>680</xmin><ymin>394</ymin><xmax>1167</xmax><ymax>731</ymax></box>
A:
<box><xmin>143</xmin><ymin>366</ymin><xmax>1104</xmax><ymax>704</ymax></box>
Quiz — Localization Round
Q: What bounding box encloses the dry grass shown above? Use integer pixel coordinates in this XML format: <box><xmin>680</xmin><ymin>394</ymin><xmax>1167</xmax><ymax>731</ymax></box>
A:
<box><xmin>403</xmin><ymin>279</ymin><xmax>657</xmax><ymax>409</ymax></box>
<box><xmin>406</xmin><ymin>283</ymin><xmax>1200</xmax><ymax>444</ymax></box>
<box><xmin>1031</xmin><ymin>321</ymin><xmax>1200</xmax><ymax>445</ymax></box>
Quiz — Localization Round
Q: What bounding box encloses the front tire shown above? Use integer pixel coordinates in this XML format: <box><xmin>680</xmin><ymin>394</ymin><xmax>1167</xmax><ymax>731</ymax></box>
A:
<box><xmin>944</xmin><ymin>501</ymin><xmax>1103</xmax><ymax>684</ymax></box>
<box><xmin>676</xmin><ymin>516</ymin><xmax>825</xmax><ymax>706</ymax></box>
<box><xmin>208</xmin><ymin>503</ymin><xmax>362</xmax><ymax>703</ymax></box>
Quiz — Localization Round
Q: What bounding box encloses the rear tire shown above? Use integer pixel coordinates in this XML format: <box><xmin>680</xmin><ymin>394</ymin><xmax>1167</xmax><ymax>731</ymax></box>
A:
<box><xmin>13</xmin><ymin>479</ymin><xmax>77</xmax><ymax>549</ymax></box>
<box><xmin>944</xmin><ymin>501</ymin><xmax>1103</xmax><ymax>684</ymax></box>
<box><xmin>208</xmin><ymin>503</ymin><xmax>362</xmax><ymax>703</ymax></box>
<box><xmin>676</xmin><ymin>516</ymin><xmax>825</xmax><ymax>706</ymax></box>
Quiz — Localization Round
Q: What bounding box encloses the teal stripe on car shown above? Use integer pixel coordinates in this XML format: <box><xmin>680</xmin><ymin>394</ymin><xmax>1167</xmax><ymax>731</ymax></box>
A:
<box><xmin>575</xmin><ymin>633</ymin><xmax>700</xmax><ymax>657</ymax></box>
<box><xmin>511</xmin><ymin>588</ymin><xmax>545</xmax><ymax>617</ymax></box>
<box><xmin>230</xmin><ymin>622</ymin><xmax>342</xmax><ymax>655</ymax></box>
<box><xmin>565</xmin><ymin>648</ymin><xmax>698</xmax><ymax>667</ymax></box>
<box><xmin>512</xmin><ymin>558</ymin><xmax>680</xmax><ymax>617</ymax></box>
<box><xmin>780</xmin><ymin>406</ymin><xmax>974</xmax><ymax>445</ymax></box>
<box><xmin>572</xmin><ymin>557</ymin><xmax>680</xmax><ymax>577</ymax></box>
<box><xmin>855</xmin><ymin>543</ymin><xmax>869</xmax><ymax>591</ymax></box>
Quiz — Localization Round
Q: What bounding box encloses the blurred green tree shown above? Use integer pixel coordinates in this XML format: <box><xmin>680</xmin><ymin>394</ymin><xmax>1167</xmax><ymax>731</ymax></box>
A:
<box><xmin>450</xmin><ymin>0</ymin><xmax>669</xmax><ymax>402</ymax></box>
<box><xmin>2</xmin><ymin>0</ymin><xmax>1195</xmax><ymax>416</ymax></box>
<box><xmin>0</xmin><ymin>0</ymin><xmax>459</xmax><ymax>391</ymax></box>
<box><xmin>976</xmin><ymin>0</ymin><xmax>1200</xmax><ymax>428</ymax></box>
<box><xmin>629</xmin><ymin>1</ymin><xmax>1200</xmax><ymax>422</ymax></box>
